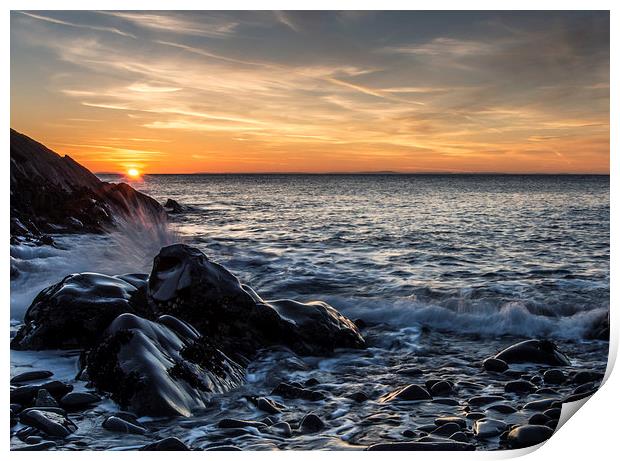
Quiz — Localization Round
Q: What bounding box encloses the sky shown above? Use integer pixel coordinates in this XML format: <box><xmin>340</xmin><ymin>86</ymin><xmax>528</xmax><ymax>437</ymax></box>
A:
<box><xmin>10</xmin><ymin>11</ymin><xmax>610</xmax><ymax>174</ymax></box>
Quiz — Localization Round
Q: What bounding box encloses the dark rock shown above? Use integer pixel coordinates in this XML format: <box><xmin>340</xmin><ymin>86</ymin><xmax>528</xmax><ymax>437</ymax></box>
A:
<box><xmin>346</xmin><ymin>391</ymin><xmax>369</xmax><ymax>403</ymax></box>
<box><xmin>505</xmin><ymin>380</ymin><xmax>537</xmax><ymax>394</ymax></box>
<box><xmin>11</xmin><ymin>371</ymin><xmax>53</xmax><ymax>384</ymax></box>
<box><xmin>12</xmin><ymin>441</ymin><xmax>57</xmax><ymax>451</ymax></box>
<box><xmin>430</xmin><ymin>422</ymin><xmax>461</xmax><ymax>437</ymax></box>
<box><xmin>11</xmin><ymin>381</ymin><xmax>73</xmax><ymax>405</ymax></box>
<box><xmin>272</xmin><ymin>382</ymin><xmax>324</xmax><ymax>401</ymax></box>
<box><xmin>494</xmin><ymin>340</ymin><xmax>570</xmax><ymax>366</ymax></box>
<box><xmin>102</xmin><ymin>415</ymin><xmax>146</xmax><ymax>435</ymax></box>
<box><xmin>545</xmin><ymin>419</ymin><xmax>558</xmax><ymax>429</ymax></box>
<box><xmin>543</xmin><ymin>408</ymin><xmax>561</xmax><ymax>420</ymax></box>
<box><xmin>270</xmin><ymin>422</ymin><xmax>292</xmax><ymax>437</ymax></box>
<box><xmin>397</xmin><ymin>367</ymin><xmax>424</xmax><ymax>376</ymax></box>
<box><xmin>433</xmin><ymin>398</ymin><xmax>460</xmax><ymax>406</ymax></box>
<box><xmin>483</xmin><ymin>357</ymin><xmax>508</xmax><ymax>373</ymax></box>
<box><xmin>366</xmin><ymin>441</ymin><xmax>475</xmax><ymax>451</ymax></box>
<box><xmin>86</xmin><ymin>313</ymin><xmax>245</xmax><ymax>417</ymax></box>
<box><xmin>19</xmin><ymin>408</ymin><xmax>77</xmax><ymax>437</ymax></box>
<box><xmin>529</xmin><ymin>413</ymin><xmax>550</xmax><ymax>425</ymax></box>
<box><xmin>450</xmin><ymin>432</ymin><xmax>469</xmax><ymax>443</ymax></box>
<box><xmin>430</xmin><ymin>381</ymin><xmax>453</xmax><ymax>396</ymax></box>
<box><xmin>60</xmin><ymin>392</ymin><xmax>101</xmax><ymax>409</ymax></box>
<box><xmin>254</xmin><ymin>396</ymin><xmax>286</xmax><ymax>414</ymax></box>
<box><xmin>164</xmin><ymin>199</ymin><xmax>184</xmax><ymax>213</ymax></box>
<box><xmin>573</xmin><ymin>383</ymin><xmax>596</xmax><ymax>394</ymax></box>
<box><xmin>473</xmin><ymin>418</ymin><xmax>507</xmax><ymax>438</ymax></box>
<box><xmin>564</xmin><ymin>391</ymin><xmax>595</xmax><ymax>403</ymax></box>
<box><xmin>205</xmin><ymin>445</ymin><xmax>241</xmax><ymax>451</ymax></box>
<box><xmin>11</xmin><ymin>273</ymin><xmax>143</xmax><ymax>350</ymax></box>
<box><xmin>586</xmin><ymin>310</ymin><xmax>609</xmax><ymax>340</ymax></box>
<box><xmin>147</xmin><ymin>244</ymin><xmax>365</xmax><ymax>357</ymax></box>
<box><xmin>523</xmin><ymin>398</ymin><xmax>558</xmax><ymax>412</ymax></box>
<box><xmin>435</xmin><ymin>416</ymin><xmax>466</xmax><ymax>428</ymax></box>
<box><xmin>353</xmin><ymin>318</ymin><xmax>367</xmax><ymax>329</ymax></box>
<box><xmin>34</xmin><ymin>389</ymin><xmax>58</xmax><ymax>408</ymax></box>
<box><xmin>380</xmin><ymin>384</ymin><xmax>432</xmax><ymax>402</ymax></box>
<box><xmin>543</xmin><ymin>369</ymin><xmax>565</xmax><ymax>385</ymax></box>
<box><xmin>487</xmin><ymin>404</ymin><xmax>517</xmax><ymax>414</ymax></box>
<box><xmin>25</xmin><ymin>436</ymin><xmax>44</xmax><ymax>444</ymax></box>
<box><xmin>218</xmin><ymin>418</ymin><xmax>267</xmax><ymax>430</ymax></box>
<box><xmin>467</xmin><ymin>395</ymin><xmax>503</xmax><ymax>406</ymax></box>
<box><xmin>572</xmin><ymin>371</ymin><xmax>603</xmax><ymax>385</ymax></box>
<box><xmin>507</xmin><ymin>424</ymin><xmax>554</xmax><ymax>448</ymax></box>
<box><xmin>300</xmin><ymin>413</ymin><xmax>325</xmax><ymax>433</ymax></box>
<box><xmin>140</xmin><ymin>437</ymin><xmax>190</xmax><ymax>451</ymax></box>
<box><xmin>305</xmin><ymin>377</ymin><xmax>320</xmax><ymax>386</ymax></box>
<box><xmin>466</xmin><ymin>412</ymin><xmax>486</xmax><ymax>421</ymax></box>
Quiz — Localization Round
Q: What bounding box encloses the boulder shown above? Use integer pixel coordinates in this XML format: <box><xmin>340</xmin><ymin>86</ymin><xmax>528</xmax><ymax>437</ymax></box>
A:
<box><xmin>494</xmin><ymin>340</ymin><xmax>570</xmax><ymax>366</ymax></box>
<box><xmin>507</xmin><ymin>424</ymin><xmax>554</xmax><ymax>448</ymax></box>
<box><xmin>482</xmin><ymin>357</ymin><xmax>508</xmax><ymax>372</ymax></box>
<box><xmin>473</xmin><ymin>418</ymin><xmax>507</xmax><ymax>438</ymax></box>
<box><xmin>86</xmin><ymin>313</ymin><xmax>245</xmax><ymax>417</ymax></box>
<box><xmin>19</xmin><ymin>408</ymin><xmax>77</xmax><ymax>438</ymax></box>
<box><xmin>147</xmin><ymin>244</ymin><xmax>365</xmax><ymax>357</ymax></box>
<box><xmin>11</xmin><ymin>371</ymin><xmax>53</xmax><ymax>384</ymax></box>
<box><xmin>380</xmin><ymin>384</ymin><xmax>432</xmax><ymax>402</ymax></box>
<box><xmin>11</xmin><ymin>273</ymin><xmax>145</xmax><ymax>350</ymax></box>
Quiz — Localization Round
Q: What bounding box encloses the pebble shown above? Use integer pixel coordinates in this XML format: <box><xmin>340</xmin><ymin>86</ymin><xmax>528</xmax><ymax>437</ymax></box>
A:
<box><xmin>465</xmin><ymin>412</ymin><xmax>486</xmax><ymax>421</ymax></box>
<box><xmin>483</xmin><ymin>358</ymin><xmax>508</xmax><ymax>373</ymax></box>
<box><xmin>572</xmin><ymin>371</ymin><xmax>602</xmax><ymax>385</ymax></box>
<box><xmin>270</xmin><ymin>422</ymin><xmax>292</xmax><ymax>437</ymax></box>
<box><xmin>450</xmin><ymin>432</ymin><xmax>469</xmax><ymax>443</ymax></box>
<box><xmin>397</xmin><ymin>367</ymin><xmax>424</xmax><ymax>376</ymax></box>
<box><xmin>430</xmin><ymin>422</ymin><xmax>461</xmax><ymax>437</ymax></box>
<box><xmin>25</xmin><ymin>436</ymin><xmax>43</xmax><ymax>444</ymax></box>
<box><xmin>543</xmin><ymin>408</ymin><xmax>561</xmax><ymax>420</ymax></box>
<box><xmin>468</xmin><ymin>395</ymin><xmax>503</xmax><ymax>406</ymax></box>
<box><xmin>505</xmin><ymin>380</ymin><xmax>537</xmax><ymax>394</ymax></box>
<box><xmin>433</xmin><ymin>398</ymin><xmax>460</xmax><ymax>406</ymax></box>
<box><xmin>381</xmin><ymin>384</ymin><xmax>431</xmax><ymax>402</ymax></box>
<box><xmin>11</xmin><ymin>371</ymin><xmax>54</xmax><ymax>384</ymax></box>
<box><xmin>34</xmin><ymin>389</ymin><xmax>58</xmax><ymax>408</ymax></box>
<box><xmin>346</xmin><ymin>391</ymin><xmax>369</xmax><ymax>403</ymax></box>
<box><xmin>507</xmin><ymin>424</ymin><xmax>554</xmax><ymax>448</ymax></box>
<box><xmin>140</xmin><ymin>437</ymin><xmax>190</xmax><ymax>451</ymax></box>
<box><xmin>256</xmin><ymin>396</ymin><xmax>286</xmax><ymax>414</ymax></box>
<box><xmin>543</xmin><ymin>369</ymin><xmax>565</xmax><ymax>385</ymax></box>
<box><xmin>528</xmin><ymin>413</ymin><xmax>550</xmax><ymax>425</ymax></box>
<box><xmin>430</xmin><ymin>381</ymin><xmax>453</xmax><ymax>396</ymax></box>
<box><xmin>60</xmin><ymin>392</ymin><xmax>101</xmax><ymax>409</ymax></box>
<box><xmin>272</xmin><ymin>382</ymin><xmax>324</xmax><ymax>401</ymax></box>
<box><xmin>435</xmin><ymin>416</ymin><xmax>466</xmax><ymax>428</ymax></box>
<box><xmin>473</xmin><ymin>418</ymin><xmax>507</xmax><ymax>438</ymax></box>
<box><xmin>102</xmin><ymin>416</ymin><xmax>147</xmax><ymax>435</ymax></box>
<box><xmin>304</xmin><ymin>378</ymin><xmax>320</xmax><ymax>386</ymax></box>
<box><xmin>523</xmin><ymin>398</ymin><xmax>558</xmax><ymax>412</ymax></box>
<box><xmin>218</xmin><ymin>418</ymin><xmax>267</xmax><ymax>429</ymax></box>
<box><xmin>19</xmin><ymin>409</ymin><xmax>77</xmax><ymax>437</ymax></box>
<box><xmin>487</xmin><ymin>404</ymin><xmax>517</xmax><ymax>414</ymax></box>
<box><xmin>300</xmin><ymin>413</ymin><xmax>325</xmax><ymax>433</ymax></box>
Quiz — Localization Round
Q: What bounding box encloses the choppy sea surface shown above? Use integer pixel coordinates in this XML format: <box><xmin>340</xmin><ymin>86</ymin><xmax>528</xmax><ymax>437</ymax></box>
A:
<box><xmin>10</xmin><ymin>174</ymin><xmax>610</xmax><ymax>450</ymax></box>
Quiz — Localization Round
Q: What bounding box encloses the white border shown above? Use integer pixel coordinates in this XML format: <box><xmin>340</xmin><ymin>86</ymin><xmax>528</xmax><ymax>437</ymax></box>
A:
<box><xmin>3</xmin><ymin>2</ymin><xmax>616</xmax><ymax>460</ymax></box>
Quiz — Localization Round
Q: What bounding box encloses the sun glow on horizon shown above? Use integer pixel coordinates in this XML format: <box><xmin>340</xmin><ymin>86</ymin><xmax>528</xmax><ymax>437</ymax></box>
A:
<box><xmin>126</xmin><ymin>168</ymin><xmax>141</xmax><ymax>179</ymax></box>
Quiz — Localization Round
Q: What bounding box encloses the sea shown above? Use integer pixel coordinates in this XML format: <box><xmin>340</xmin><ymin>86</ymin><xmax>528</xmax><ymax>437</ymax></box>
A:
<box><xmin>9</xmin><ymin>174</ymin><xmax>610</xmax><ymax>450</ymax></box>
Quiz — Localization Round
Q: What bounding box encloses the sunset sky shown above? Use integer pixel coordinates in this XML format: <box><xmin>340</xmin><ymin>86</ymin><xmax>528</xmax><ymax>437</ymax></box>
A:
<box><xmin>11</xmin><ymin>11</ymin><xmax>609</xmax><ymax>174</ymax></box>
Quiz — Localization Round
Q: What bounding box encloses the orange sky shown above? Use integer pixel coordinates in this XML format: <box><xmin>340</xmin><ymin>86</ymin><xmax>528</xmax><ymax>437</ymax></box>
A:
<box><xmin>11</xmin><ymin>11</ymin><xmax>610</xmax><ymax>174</ymax></box>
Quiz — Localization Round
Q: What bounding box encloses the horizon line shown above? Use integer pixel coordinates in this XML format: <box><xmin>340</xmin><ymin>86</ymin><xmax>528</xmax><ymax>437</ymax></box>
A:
<box><xmin>95</xmin><ymin>171</ymin><xmax>611</xmax><ymax>176</ymax></box>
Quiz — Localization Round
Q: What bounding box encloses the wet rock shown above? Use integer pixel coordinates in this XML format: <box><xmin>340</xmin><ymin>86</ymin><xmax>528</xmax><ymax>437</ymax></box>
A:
<box><xmin>543</xmin><ymin>408</ymin><xmax>561</xmax><ymax>420</ymax></box>
<box><xmin>473</xmin><ymin>418</ymin><xmax>507</xmax><ymax>438</ymax></box>
<box><xmin>34</xmin><ymin>389</ymin><xmax>58</xmax><ymax>408</ymax></box>
<box><xmin>300</xmin><ymin>413</ymin><xmax>325</xmax><ymax>433</ymax></box>
<box><xmin>272</xmin><ymin>382</ymin><xmax>324</xmax><ymax>401</ymax></box>
<box><xmin>345</xmin><ymin>391</ymin><xmax>369</xmax><ymax>403</ymax></box>
<box><xmin>505</xmin><ymin>380</ymin><xmax>537</xmax><ymax>394</ymax></box>
<box><xmin>487</xmin><ymin>404</ymin><xmax>517</xmax><ymax>414</ymax></box>
<box><xmin>25</xmin><ymin>436</ymin><xmax>43</xmax><ymax>444</ymax></box>
<box><xmin>11</xmin><ymin>371</ymin><xmax>53</xmax><ymax>384</ymax></box>
<box><xmin>403</xmin><ymin>429</ymin><xmax>416</xmax><ymax>438</ymax></box>
<box><xmin>433</xmin><ymin>398</ymin><xmax>460</xmax><ymax>406</ymax></box>
<box><xmin>102</xmin><ymin>415</ymin><xmax>147</xmax><ymax>435</ymax></box>
<box><xmin>11</xmin><ymin>273</ymin><xmax>143</xmax><ymax>350</ymax></box>
<box><xmin>467</xmin><ymin>395</ymin><xmax>503</xmax><ymax>407</ymax></box>
<box><xmin>19</xmin><ymin>408</ymin><xmax>77</xmax><ymax>437</ymax></box>
<box><xmin>86</xmin><ymin>313</ymin><xmax>245</xmax><ymax>417</ymax></box>
<box><xmin>523</xmin><ymin>398</ymin><xmax>558</xmax><ymax>412</ymax></box>
<box><xmin>586</xmin><ymin>310</ymin><xmax>609</xmax><ymax>341</ymax></box>
<box><xmin>11</xmin><ymin>381</ymin><xmax>73</xmax><ymax>406</ymax></box>
<box><xmin>529</xmin><ymin>413</ymin><xmax>550</xmax><ymax>425</ymax></box>
<box><xmin>543</xmin><ymin>369</ymin><xmax>565</xmax><ymax>385</ymax></box>
<box><xmin>450</xmin><ymin>432</ymin><xmax>469</xmax><ymax>443</ymax></box>
<box><xmin>430</xmin><ymin>422</ymin><xmax>461</xmax><ymax>437</ymax></box>
<box><xmin>366</xmin><ymin>441</ymin><xmax>475</xmax><ymax>451</ymax></box>
<box><xmin>398</xmin><ymin>367</ymin><xmax>424</xmax><ymax>376</ymax></box>
<box><xmin>572</xmin><ymin>371</ymin><xmax>603</xmax><ymax>385</ymax></box>
<box><xmin>270</xmin><ymin>422</ymin><xmax>292</xmax><ymax>437</ymax></box>
<box><xmin>573</xmin><ymin>383</ymin><xmax>596</xmax><ymax>395</ymax></box>
<box><xmin>254</xmin><ymin>396</ymin><xmax>286</xmax><ymax>414</ymax></box>
<box><xmin>218</xmin><ymin>418</ymin><xmax>267</xmax><ymax>430</ymax></box>
<box><xmin>205</xmin><ymin>445</ymin><xmax>241</xmax><ymax>451</ymax></box>
<box><xmin>59</xmin><ymin>392</ymin><xmax>101</xmax><ymax>409</ymax></box>
<box><xmin>12</xmin><ymin>441</ymin><xmax>57</xmax><ymax>451</ymax></box>
<box><xmin>494</xmin><ymin>340</ymin><xmax>570</xmax><ymax>366</ymax></box>
<box><xmin>564</xmin><ymin>391</ymin><xmax>594</xmax><ymax>403</ymax></box>
<box><xmin>164</xmin><ymin>199</ymin><xmax>184</xmax><ymax>213</ymax></box>
<box><xmin>545</xmin><ymin>419</ymin><xmax>558</xmax><ymax>429</ymax></box>
<box><xmin>435</xmin><ymin>416</ymin><xmax>466</xmax><ymax>428</ymax></box>
<box><xmin>507</xmin><ymin>424</ymin><xmax>554</xmax><ymax>448</ymax></box>
<box><xmin>147</xmin><ymin>244</ymin><xmax>365</xmax><ymax>357</ymax></box>
<box><xmin>430</xmin><ymin>381</ymin><xmax>453</xmax><ymax>396</ymax></box>
<box><xmin>305</xmin><ymin>377</ymin><xmax>320</xmax><ymax>386</ymax></box>
<box><xmin>483</xmin><ymin>357</ymin><xmax>508</xmax><ymax>373</ymax></box>
<box><xmin>140</xmin><ymin>437</ymin><xmax>190</xmax><ymax>451</ymax></box>
<box><xmin>380</xmin><ymin>384</ymin><xmax>432</xmax><ymax>402</ymax></box>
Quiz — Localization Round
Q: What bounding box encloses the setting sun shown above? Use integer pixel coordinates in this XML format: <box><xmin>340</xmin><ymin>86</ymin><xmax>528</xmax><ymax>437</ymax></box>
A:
<box><xmin>127</xmin><ymin>168</ymin><xmax>140</xmax><ymax>179</ymax></box>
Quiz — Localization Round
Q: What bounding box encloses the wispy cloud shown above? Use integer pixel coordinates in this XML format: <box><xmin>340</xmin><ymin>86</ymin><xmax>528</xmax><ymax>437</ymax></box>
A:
<box><xmin>19</xmin><ymin>11</ymin><xmax>135</xmax><ymax>38</ymax></box>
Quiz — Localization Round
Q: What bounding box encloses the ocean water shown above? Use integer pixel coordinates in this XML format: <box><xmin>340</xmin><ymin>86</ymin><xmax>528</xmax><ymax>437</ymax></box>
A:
<box><xmin>9</xmin><ymin>174</ymin><xmax>610</xmax><ymax>450</ymax></box>
<box><xmin>121</xmin><ymin>173</ymin><xmax>609</xmax><ymax>339</ymax></box>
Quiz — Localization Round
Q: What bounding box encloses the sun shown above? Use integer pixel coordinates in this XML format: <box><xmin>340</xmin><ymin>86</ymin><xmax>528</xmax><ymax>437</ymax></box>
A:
<box><xmin>126</xmin><ymin>168</ymin><xmax>141</xmax><ymax>179</ymax></box>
